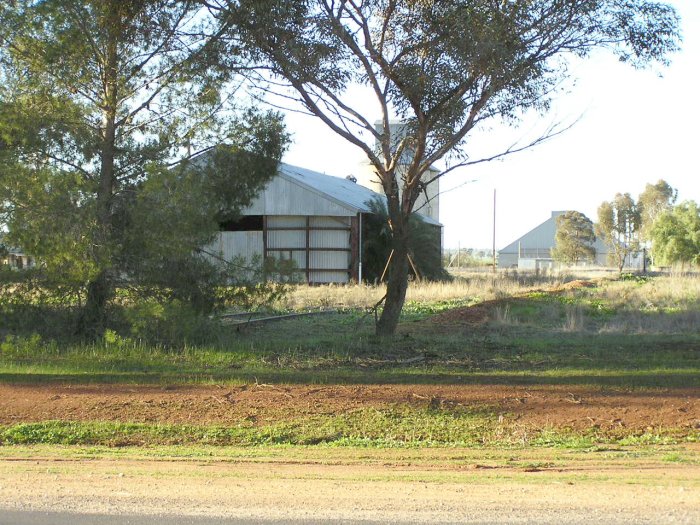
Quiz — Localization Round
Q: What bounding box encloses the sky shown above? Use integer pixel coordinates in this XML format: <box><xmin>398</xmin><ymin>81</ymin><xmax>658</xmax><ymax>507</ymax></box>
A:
<box><xmin>280</xmin><ymin>1</ymin><xmax>699</xmax><ymax>250</ymax></box>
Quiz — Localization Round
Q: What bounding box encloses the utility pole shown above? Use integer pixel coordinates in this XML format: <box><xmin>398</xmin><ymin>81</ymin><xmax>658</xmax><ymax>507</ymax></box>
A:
<box><xmin>492</xmin><ymin>189</ymin><xmax>497</xmax><ymax>273</ymax></box>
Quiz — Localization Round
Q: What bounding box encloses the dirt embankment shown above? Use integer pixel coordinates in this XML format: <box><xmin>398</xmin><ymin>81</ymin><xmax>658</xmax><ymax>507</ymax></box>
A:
<box><xmin>0</xmin><ymin>383</ymin><xmax>697</xmax><ymax>433</ymax></box>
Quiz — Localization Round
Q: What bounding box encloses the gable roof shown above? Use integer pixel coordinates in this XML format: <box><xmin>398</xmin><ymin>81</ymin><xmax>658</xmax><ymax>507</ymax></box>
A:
<box><xmin>278</xmin><ymin>163</ymin><xmax>380</xmax><ymax>215</ymax></box>
<box><xmin>499</xmin><ymin>212</ymin><xmax>563</xmax><ymax>254</ymax></box>
<box><xmin>499</xmin><ymin>210</ymin><xmax>608</xmax><ymax>255</ymax></box>
<box><xmin>189</xmin><ymin>150</ymin><xmax>441</xmax><ymax>225</ymax></box>
<box><xmin>277</xmin><ymin>162</ymin><xmax>441</xmax><ymax>226</ymax></box>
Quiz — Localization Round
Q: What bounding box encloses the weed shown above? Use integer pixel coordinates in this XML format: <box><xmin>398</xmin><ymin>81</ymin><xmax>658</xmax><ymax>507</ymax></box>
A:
<box><xmin>0</xmin><ymin>274</ymin><xmax>698</xmax><ymax>389</ymax></box>
<box><xmin>1</xmin><ymin>414</ymin><xmax>695</xmax><ymax>449</ymax></box>
<box><xmin>563</xmin><ymin>305</ymin><xmax>585</xmax><ymax>332</ymax></box>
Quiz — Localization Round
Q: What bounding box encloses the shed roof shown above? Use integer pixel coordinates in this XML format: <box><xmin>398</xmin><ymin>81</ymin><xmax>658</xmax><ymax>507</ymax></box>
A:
<box><xmin>189</xmin><ymin>149</ymin><xmax>441</xmax><ymax>226</ymax></box>
<box><xmin>278</xmin><ymin>163</ymin><xmax>441</xmax><ymax>226</ymax></box>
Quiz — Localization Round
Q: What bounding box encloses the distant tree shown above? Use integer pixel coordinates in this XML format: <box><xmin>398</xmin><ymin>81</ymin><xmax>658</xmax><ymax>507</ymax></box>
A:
<box><xmin>596</xmin><ymin>194</ymin><xmax>641</xmax><ymax>274</ymax></box>
<box><xmin>0</xmin><ymin>1</ymin><xmax>289</xmax><ymax>337</ymax></box>
<box><xmin>551</xmin><ymin>211</ymin><xmax>596</xmax><ymax>266</ymax></box>
<box><xmin>650</xmin><ymin>201</ymin><xmax>700</xmax><ymax>268</ymax></box>
<box><xmin>212</xmin><ymin>0</ymin><xmax>680</xmax><ymax>335</ymax></box>
<box><xmin>638</xmin><ymin>179</ymin><xmax>677</xmax><ymax>242</ymax></box>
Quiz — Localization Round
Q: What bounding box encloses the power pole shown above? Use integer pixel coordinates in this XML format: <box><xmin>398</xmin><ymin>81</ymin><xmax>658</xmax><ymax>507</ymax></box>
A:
<box><xmin>492</xmin><ymin>189</ymin><xmax>497</xmax><ymax>273</ymax></box>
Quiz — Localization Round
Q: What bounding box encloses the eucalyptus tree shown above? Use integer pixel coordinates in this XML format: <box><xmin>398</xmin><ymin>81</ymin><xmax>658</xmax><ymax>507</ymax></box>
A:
<box><xmin>211</xmin><ymin>0</ymin><xmax>680</xmax><ymax>335</ymax></box>
<box><xmin>638</xmin><ymin>179</ymin><xmax>677</xmax><ymax>241</ymax></box>
<box><xmin>0</xmin><ymin>1</ymin><xmax>287</xmax><ymax>336</ymax></box>
<box><xmin>552</xmin><ymin>211</ymin><xmax>596</xmax><ymax>266</ymax></box>
<box><xmin>651</xmin><ymin>201</ymin><xmax>700</xmax><ymax>269</ymax></box>
<box><xmin>596</xmin><ymin>193</ymin><xmax>641</xmax><ymax>273</ymax></box>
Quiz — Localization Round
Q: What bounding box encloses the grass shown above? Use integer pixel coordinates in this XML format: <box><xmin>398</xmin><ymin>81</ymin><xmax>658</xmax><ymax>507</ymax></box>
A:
<box><xmin>3</xmin><ymin>443</ymin><xmax>699</xmax><ymax>489</ymax></box>
<box><xmin>280</xmin><ymin>271</ymin><xmax>568</xmax><ymax>310</ymax></box>
<box><xmin>1</xmin><ymin>411</ymin><xmax>696</xmax><ymax>449</ymax></box>
<box><xmin>0</xmin><ymin>273</ymin><xmax>699</xmax><ymax>388</ymax></box>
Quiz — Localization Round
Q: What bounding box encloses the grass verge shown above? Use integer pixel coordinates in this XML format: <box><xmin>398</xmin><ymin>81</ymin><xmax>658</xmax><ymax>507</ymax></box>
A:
<box><xmin>2</xmin><ymin>411</ymin><xmax>697</xmax><ymax>449</ymax></box>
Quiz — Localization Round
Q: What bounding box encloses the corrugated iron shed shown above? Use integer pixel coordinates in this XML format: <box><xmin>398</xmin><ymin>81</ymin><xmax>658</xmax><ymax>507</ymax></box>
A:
<box><xmin>272</xmin><ymin>163</ymin><xmax>441</xmax><ymax>226</ymax></box>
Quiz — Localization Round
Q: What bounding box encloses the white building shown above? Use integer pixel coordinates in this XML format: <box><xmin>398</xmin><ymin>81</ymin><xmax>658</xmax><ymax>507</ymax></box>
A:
<box><xmin>355</xmin><ymin>161</ymin><xmax>440</xmax><ymax>224</ymax></box>
<box><xmin>0</xmin><ymin>243</ymin><xmax>35</xmax><ymax>270</ymax></box>
<box><xmin>498</xmin><ymin>211</ymin><xmax>643</xmax><ymax>270</ymax></box>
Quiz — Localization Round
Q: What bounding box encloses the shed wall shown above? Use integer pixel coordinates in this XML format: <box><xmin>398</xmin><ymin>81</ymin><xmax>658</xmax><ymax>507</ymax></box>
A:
<box><xmin>211</xmin><ymin>215</ymin><xmax>356</xmax><ymax>284</ymax></box>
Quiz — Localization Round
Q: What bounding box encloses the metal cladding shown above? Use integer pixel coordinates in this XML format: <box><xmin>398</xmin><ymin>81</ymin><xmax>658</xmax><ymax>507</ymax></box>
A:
<box><xmin>207</xmin><ymin>161</ymin><xmax>441</xmax><ymax>284</ymax></box>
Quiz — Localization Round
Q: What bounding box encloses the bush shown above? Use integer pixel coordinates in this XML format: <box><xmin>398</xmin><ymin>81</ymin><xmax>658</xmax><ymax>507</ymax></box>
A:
<box><xmin>362</xmin><ymin>197</ymin><xmax>450</xmax><ymax>283</ymax></box>
<box><xmin>123</xmin><ymin>298</ymin><xmax>220</xmax><ymax>347</ymax></box>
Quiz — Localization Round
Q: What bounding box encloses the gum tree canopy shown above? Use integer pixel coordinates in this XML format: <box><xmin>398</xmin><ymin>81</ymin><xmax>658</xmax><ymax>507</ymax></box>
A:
<box><xmin>0</xmin><ymin>1</ymin><xmax>288</xmax><ymax>337</ymax></box>
<box><xmin>552</xmin><ymin>211</ymin><xmax>596</xmax><ymax>266</ymax></box>
<box><xmin>212</xmin><ymin>0</ymin><xmax>681</xmax><ymax>335</ymax></box>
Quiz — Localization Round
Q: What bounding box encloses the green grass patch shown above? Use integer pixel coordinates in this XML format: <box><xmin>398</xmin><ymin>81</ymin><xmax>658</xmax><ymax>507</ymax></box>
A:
<box><xmin>2</xmin><ymin>413</ymin><xmax>697</xmax><ymax>449</ymax></box>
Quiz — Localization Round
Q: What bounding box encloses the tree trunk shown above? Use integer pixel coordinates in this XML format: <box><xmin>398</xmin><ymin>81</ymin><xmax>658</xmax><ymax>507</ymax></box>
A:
<box><xmin>376</xmin><ymin>236</ymin><xmax>410</xmax><ymax>336</ymax></box>
<box><xmin>376</xmin><ymin>185</ymin><xmax>410</xmax><ymax>336</ymax></box>
<box><xmin>78</xmin><ymin>3</ymin><xmax>120</xmax><ymax>338</ymax></box>
<box><xmin>77</xmin><ymin>271</ymin><xmax>111</xmax><ymax>339</ymax></box>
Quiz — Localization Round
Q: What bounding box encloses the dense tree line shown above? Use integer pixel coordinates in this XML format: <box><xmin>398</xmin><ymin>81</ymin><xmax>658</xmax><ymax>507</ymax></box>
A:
<box><xmin>554</xmin><ymin>180</ymin><xmax>696</xmax><ymax>272</ymax></box>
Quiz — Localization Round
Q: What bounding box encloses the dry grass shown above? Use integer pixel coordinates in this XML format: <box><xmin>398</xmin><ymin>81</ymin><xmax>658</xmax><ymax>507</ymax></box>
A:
<box><xmin>599</xmin><ymin>310</ymin><xmax>700</xmax><ymax>334</ymax></box>
<box><xmin>563</xmin><ymin>305</ymin><xmax>585</xmax><ymax>332</ymax></box>
<box><xmin>281</xmin><ymin>271</ymin><xmax>564</xmax><ymax>310</ymax></box>
<box><xmin>601</xmin><ymin>275</ymin><xmax>700</xmax><ymax>309</ymax></box>
<box><xmin>280</xmin><ymin>272</ymin><xmax>700</xmax><ymax>336</ymax></box>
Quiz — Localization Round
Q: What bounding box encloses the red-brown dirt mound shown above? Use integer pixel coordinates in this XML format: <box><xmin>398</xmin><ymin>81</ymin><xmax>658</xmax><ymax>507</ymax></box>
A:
<box><xmin>424</xmin><ymin>280</ymin><xmax>599</xmax><ymax>327</ymax></box>
<box><xmin>0</xmin><ymin>384</ymin><xmax>697</xmax><ymax>434</ymax></box>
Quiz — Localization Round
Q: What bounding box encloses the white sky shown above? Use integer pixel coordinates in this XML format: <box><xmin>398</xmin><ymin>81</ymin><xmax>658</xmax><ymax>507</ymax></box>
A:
<box><xmin>281</xmin><ymin>0</ymin><xmax>699</xmax><ymax>250</ymax></box>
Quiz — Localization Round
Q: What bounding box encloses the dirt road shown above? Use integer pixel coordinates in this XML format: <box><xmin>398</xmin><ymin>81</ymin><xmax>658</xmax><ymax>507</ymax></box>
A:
<box><xmin>1</xmin><ymin>383</ymin><xmax>698</xmax><ymax>523</ymax></box>
<box><xmin>1</xmin><ymin>451</ymin><xmax>699</xmax><ymax>524</ymax></box>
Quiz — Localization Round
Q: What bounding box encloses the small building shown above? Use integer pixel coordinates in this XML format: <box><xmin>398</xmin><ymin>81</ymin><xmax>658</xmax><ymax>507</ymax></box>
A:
<box><xmin>0</xmin><ymin>243</ymin><xmax>35</xmax><ymax>270</ymax></box>
<box><xmin>209</xmin><ymin>162</ymin><xmax>442</xmax><ymax>284</ymax></box>
<box><xmin>498</xmin><ymin>211</ymin><xmax>643</xmax><ymax>270</ymax></box>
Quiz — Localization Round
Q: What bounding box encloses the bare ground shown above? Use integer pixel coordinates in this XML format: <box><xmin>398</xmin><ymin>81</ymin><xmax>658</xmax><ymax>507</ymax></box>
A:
<box><xmin>1</xmin><ymin>378</ymin><xmax>698</xmax><ymax>523</ymax></box>
<box><xmin>0</xmin><ymin>383</ymin><xmax>698</xmax><ymax>434</ymax></box>
<box><xmin>0</xmin><ymin>450</ymin><xmax>699</xmax><ymax>524</ymax></box>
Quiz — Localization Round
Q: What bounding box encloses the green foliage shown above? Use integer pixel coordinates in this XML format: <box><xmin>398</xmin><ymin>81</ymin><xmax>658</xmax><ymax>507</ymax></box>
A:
<box><xmin>0</xmin><ymin>2</ymin><xmax>290</xmax><ymax>337</ymax></box>
<box><xmin>618</xmin><ymin>273</ymin><xmax>651</xmax><ymax>284</ymax></box>
<box><xmin>638</xmin><ymin>179</ymin><xmax>677</xmax><ymax>242</ymax></box>
<box><xmin>362</xmin><ymin>197</ymin><xmax>449</xmax><ymax>283</ymax></box>
<box><xmin>651</xmin><ymin>201</ymin><xmax>700</xmax><ymax>267</ymax></box>
<box><xmin>596</xmin><ymin>193</ymin><xmax>641</xmax><ymax>273</ymax></box>
<box><xmin>552</xmin><ymin>211</ymin><xmax>596</xmax><ymax>265</ymax></box>
<box><xmin>118</xmin><ymin>299</ymin><xmax>218</xmax><ymax>347</ymax></box>
<box><xmin>0</xmin><ymin>410</ymin><xmax>695</xmax><ymax>448</ymax></box>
